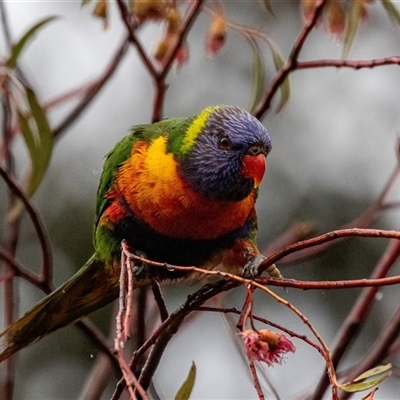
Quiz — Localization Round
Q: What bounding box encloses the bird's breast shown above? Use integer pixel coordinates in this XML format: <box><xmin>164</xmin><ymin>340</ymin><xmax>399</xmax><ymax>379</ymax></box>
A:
<box><xmin>113</xmin><ymin>136</ymin><xmax>256</xmax><ymax>240</ymax></box>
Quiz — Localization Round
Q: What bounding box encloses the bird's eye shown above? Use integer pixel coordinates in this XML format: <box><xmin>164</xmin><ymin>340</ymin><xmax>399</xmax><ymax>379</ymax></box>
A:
<box><xmin>247</xmin><ymin>144</ymin><xmax>264</xmax><ymax>156</ymax></box>
<box><xmin>218</xmin><ymin>136</ymin><xmax>232</xmax><ymax>150</ymax></box>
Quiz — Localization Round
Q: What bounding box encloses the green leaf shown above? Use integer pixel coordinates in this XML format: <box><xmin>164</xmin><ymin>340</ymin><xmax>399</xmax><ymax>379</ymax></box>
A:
<box><xmin>10</xmin><ymin>88</ymin><xmax>53</xmax><ymax>221</ymax></box>
<box><xmin>7</xmin><ymin>16</ymin><xmax>58</xmax><ymax>69</ymax></box>
<box><xmin>81</xmin><ymin>0</ymin><xmax>95</xmax><ymax>6</ymax></box>
<box><xmin>247</xmin><ymin>37</ymin><xmax>266</xmax><ymax>115</ymax></box>
<box><xmin>338</xmin><ymin>364</ymin><xmax>392</xmax><ymax>393</ymax></box>
<box><xmin>265</xmin><ymin>37</ymin><xmax>290</xmax><ymax>112</ymax></box>
<box><xmin>24</xmin><ymin>87</ymin><xmax>53</xmax><ymax>196</ymax></box>
<box><xmin>174</xmin><ymin>362</ymin><xmax>196</xmax><ymax>400</ymax></box>
<box><xmin>352</xmin><ymin>364</ymin><xmax>392</xmax><ymax>382</ymax></box>
<box><xmin>342</xmin><ymin>0</ymin><xmax>361</xmax><ymax>59</ymax></box>
<box><xmin>381</xmin><ymin>0</ymin><xmax>400</xmax><ymax>26</ymax></box>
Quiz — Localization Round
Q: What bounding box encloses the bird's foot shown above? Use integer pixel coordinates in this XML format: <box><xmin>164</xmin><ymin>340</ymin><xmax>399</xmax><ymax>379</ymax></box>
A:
<box><xmin>130</xmin><ymin>250</ymin><xmax>153</xmax><ymax>280</ymax></box>
<box><xmin>242</xmin><ymin>254</ymin><xmax>283</xmax><ymax>279</ymax></box>
<box><xmin>121</xmin><ymin>240</ymin><xmax>151</xmax><ymax>279</ymax></box>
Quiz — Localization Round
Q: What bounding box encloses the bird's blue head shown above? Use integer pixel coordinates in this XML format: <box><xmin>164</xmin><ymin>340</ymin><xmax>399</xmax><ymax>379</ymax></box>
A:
<box><xmin>179</xmin><ymin>105</ymin><xmax>272</xmax><ymax>201</ymax></box>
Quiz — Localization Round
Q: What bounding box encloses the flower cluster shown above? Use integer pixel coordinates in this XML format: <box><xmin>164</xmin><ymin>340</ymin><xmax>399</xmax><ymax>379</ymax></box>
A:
<box><xmin>241</xmin><ymin>329</ymin><xmax>296</xmax><ymax>366</ymax></box>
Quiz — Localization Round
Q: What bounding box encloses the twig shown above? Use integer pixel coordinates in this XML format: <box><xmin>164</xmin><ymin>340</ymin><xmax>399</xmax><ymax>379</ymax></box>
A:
<box><xmin>197</xmin><ymin>305</ymin><xmax>326</xmax><ymax>357</ymax></box>
<box><xmin>159</xmin><ymin>0</ymin><xmax>204</xmax><ymax>81</ymax></box>
<box><xmin>0</xmin><ymin>0</ymin><xmax>12</xmax><ymax>47</ymax></box>
<box><xmin>115</xmin><ymin>0</ymin><xmax>205</xmax><ymax>121</ymax></box>
<box><xmin>135</xmin><ymin>286</ymin><xmax>148</xmax><ymax>350</ymax></box>
<box><xmin>115</xmin><ymin>0</ymin><xmax>158</xmax><ymax>78</ymax></box>
<box><xmin>130</xmin><ymin>248</ymin><xmax>400</xmax><ymax>291</ymax></box>
<box><xmin>114</xmin><ymin>243</ymin><xmax>148</xmax><ymax>400</ymax></box>
<box><xmin>261</xmin><ymin>228</ymin><xmax>400</xmax><ymax>270</ymax></box>
<box><xmin>151</xmin><ymin>280</ymin><xmax>169</xmax><ymax>322</ymax></box>
<box><xmin>296</xmin><ymin>56</ymin><xmax>400</xmax><ymax>70</ymax></box>
<box><xmin>249</xmin><ymin>360</ymin><xmax>265</xmax><ymax>400</ymax></box>
<box><xmin>78</xmin><ymin>354</ymin><xmax>115</xmax><ymax>400</ymax></box>
<box><xmin>0</xmin><ymin>164</ymin><xmax>53</xmax><ymax>289</ymax></box>
<box><xmin>151</xmin><ymin>0</ymin><xmax>205</xmax><ymax>122</ymax></box>
<box><xmin>1</xmin><ymin>70</ymin><xmax>17</xmax><ymax>400</ymax></box>
<box><xmin>76</xmin><ymin>319</ymin><xmax>120</xmax><ymax>374</ymax></box>
<box><xmin>257</xmin><ymin>275</ymin><xmax>400</xmax><ymax>290</ymax></box>
<box><xmin>0</xmin><ymin>246</ymin><xmax>45</xmax><ymax>287</ymax></box>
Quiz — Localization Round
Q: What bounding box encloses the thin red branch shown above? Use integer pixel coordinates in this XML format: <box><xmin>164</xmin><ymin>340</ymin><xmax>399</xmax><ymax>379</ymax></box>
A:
<box><xmin>151</xmin><ymin>280</ymin><xmax>169</xmax><ymax>322</ymax></box>
<box><xmin>297</xmin><ymin>56</ymin><xmax>400</xmax><ymax>70</ymax></box>
<box><xmin>152</xmin><ymin>0</ymin><xmax>204</xmax><ymax>121</ymax></box>
<box><xmin>261</xmin><ymin>228</ymin><xmax>400</xmax><ymax>270</ymax></box>
<box><xmin>0</xmin><ymin>246</ymin><xmax>44</xmax><ymax>286</ymax></box>
<box><xmin>1</xmin><ymin>77</ymin><xmax>17</xmax><ymax>400</ymax></box>
<box><xmin>159</xmin><ymin>0</ymin><xmax>204</xmax><ymax>81</ymax></box>
<box><xmin>133</xmin><ymin>287</ymin><xmax>147</xmax><ymax>351</ymax></box>
<box><xmin>114</xmin><ymin>244</ymin><xmax>148</xmax><ymax>399</ymax></box>
<box><xmin>115</xmin><ymin>0</ymin><xmax>204</xmax><ymax>121</ymax></box>
<box><xmin>128</xmin><ymin>248</ymin><xmax>400</xmax><ymax>291</ymax></box>
<box><xmin>0</xmin><ymin>164</ymin><xmax>53</xmax><ymax>288</ymax></box>
<box><xmin>117</xmin><ymin>245</ymin><xmax>128</xmax><ymax>344</ymax></box>
<box><xmin>249</xmin><ymin>360</ymin><xmax>265</xmax><ymax>400</ymax></box>
<box><xmin>114</xmin><ymin>0</ymin><xmax>158</xmax><ymax>78</ymax></box>
<box><xmin>197</xmin><ymin>305</ymin><xmax>326</xmax><ymax>357</ymax></box>
<box><xmin>257</xmin><ymin>275</ymin><xmax>400</xmax><ymax>290</ymax></box>
<box><xmin>75</xmin><ymin>319</ymin><xmax>120</xmax><ymax>373</ymax></box>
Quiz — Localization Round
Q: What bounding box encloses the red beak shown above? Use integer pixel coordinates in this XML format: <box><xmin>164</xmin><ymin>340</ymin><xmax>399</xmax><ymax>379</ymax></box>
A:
<box><xmin>241</xmin><ymin>153</ymin><xmax>266</xmax><ymax>188</ymax></box>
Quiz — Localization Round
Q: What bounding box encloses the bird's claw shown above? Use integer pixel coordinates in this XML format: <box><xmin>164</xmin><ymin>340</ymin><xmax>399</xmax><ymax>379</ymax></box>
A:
<box><xmin>242</xmin><ymin>254</ymin><xmax>266</xmax><ymax>278</ymax></box>
<box><xmin>242</xmin><ymin>254</ymin><xmax>283</xmax><ymax>279</ymax></box>
<box><xmin>131</xmin><ymin>262</ymin><xmax>149</xmax><ymax>279</ymax></box>
<box><xmin>126</xmin><ymin>248</ymin><xmax>150</xmax><ymax>279</ymax></box>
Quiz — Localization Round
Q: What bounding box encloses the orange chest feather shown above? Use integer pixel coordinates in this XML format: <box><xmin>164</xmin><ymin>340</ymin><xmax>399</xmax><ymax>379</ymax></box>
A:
<box><xmin>111</xmin><ymin>136</ymin><xmax>256</xmax><ymax>240</ymax></box>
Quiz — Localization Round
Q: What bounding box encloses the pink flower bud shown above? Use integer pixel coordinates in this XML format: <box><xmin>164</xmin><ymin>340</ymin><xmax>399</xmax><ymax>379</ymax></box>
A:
<box><xmin>205</xmin><ymin>14</ymin><xmax>226</xmax><ymax>56</ymax></box>
<box><xmin>241</xmin><ymin>329</ymin><xmax>295</xmax><ymax>366</ymax></box>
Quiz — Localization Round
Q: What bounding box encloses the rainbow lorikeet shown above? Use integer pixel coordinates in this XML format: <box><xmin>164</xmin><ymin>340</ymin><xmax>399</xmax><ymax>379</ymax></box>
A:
<box><xmin>0</xmin><ymin>105</ymin><xmax>278</xmax><ymax>362</ymax></box>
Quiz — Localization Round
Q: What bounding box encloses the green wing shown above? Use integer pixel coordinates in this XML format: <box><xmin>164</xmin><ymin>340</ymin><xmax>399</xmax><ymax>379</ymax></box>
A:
<box><xmin>94</xmin><ymin>119</ymin><xmax>182</xmax><ymax>226</ymax></box>
<box><xmin>95</xmin><ymin>129</ymin><xmax>140</xmax><ymax>224</ymax></box>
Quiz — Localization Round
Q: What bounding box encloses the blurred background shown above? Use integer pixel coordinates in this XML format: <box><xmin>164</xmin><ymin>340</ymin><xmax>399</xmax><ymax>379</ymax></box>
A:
<box><xmin>1</xmin><ymin>1</ymin><xmax>400</xmax><ymax>399</ymax></box>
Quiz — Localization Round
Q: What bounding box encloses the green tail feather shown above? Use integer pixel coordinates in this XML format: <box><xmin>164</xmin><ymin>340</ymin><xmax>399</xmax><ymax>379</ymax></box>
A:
<box><xmin>0</xmin><ymin>254</ymin><xmax>145</xmax><ymax>362</ymax></box>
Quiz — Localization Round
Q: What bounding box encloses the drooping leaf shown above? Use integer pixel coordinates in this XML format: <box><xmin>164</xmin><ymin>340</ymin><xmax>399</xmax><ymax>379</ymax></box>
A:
<box><xmin>265</xmin><ymin>36</ymin><xmax>290</xmax><ymax>112</ymax></box>
<box><xmin>24</xmin><ymin>87</ymin><xmax>53</xmax><ymax>197</ymax></box>
<box><xmin>352</xmin><ymin>364</ymin><xmax>392</xmax><ymax>383</ymax></box>
<box><xmin>10</xmin><ymin>88</ymin><xmax>53</xmax><ymax>220</ymax></box>
<box><xmin>247</xmin><ymin>37</ymin><xmax>266</xmax><ymax>115</ymax></box>
<box><xmin>342</xmin><ymin>0</ymin><xmax>362</xmax><ymax>59</ymax></box>
<box><xmin>7</xmin><ymin>16</ymin><xmax>58</xmax><ymax>70</ymax></box>
<box><xmin>174</xmin><ymin>362</ymin><xmax>196</xmax><ymax>400</ymax></box>
<box><xmin>338</xmin><ymin>364</ymin><xmax>392</xmax><ymax>393</ymax></box>
<box><xmin>381</xmin><ymin>0</ymin><xmax>400</xmax><ymax>26</ymax></box>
